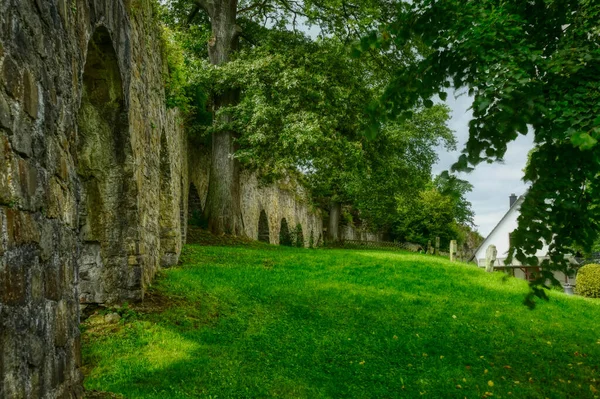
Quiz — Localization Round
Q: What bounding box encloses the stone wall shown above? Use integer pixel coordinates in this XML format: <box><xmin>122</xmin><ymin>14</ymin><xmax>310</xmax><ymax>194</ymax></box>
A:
<box><xmin>340</xmin><ymin>224</ymin><xmax>384</xmax><ymax>242</ymax></box>
<box><xmin>188</xmin><ymin>145</ymin><xmax>323</xmax><ymax>247</ymax></box>
<box><xmin>0</xmin><ymin>0</ymin><xmax>187</xmax><ymax>397</ymax></box>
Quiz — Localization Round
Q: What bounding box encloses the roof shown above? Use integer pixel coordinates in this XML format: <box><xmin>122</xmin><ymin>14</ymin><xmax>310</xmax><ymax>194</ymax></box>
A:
<box><xmin>469</xmin><ymin>195</ymin><xmax>525</xmax><ymax>262</ymax></box>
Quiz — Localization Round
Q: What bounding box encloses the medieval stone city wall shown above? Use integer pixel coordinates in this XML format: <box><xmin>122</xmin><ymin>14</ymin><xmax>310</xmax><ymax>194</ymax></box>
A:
<box><xmin>0</xmin><ymin>0</ymin><xmax>333</xmax><ymax>397</ymax></box>
<box><xmin>187</xmin><ymin>145</ymin><xmax>323</xmax><ymax>247</ymax></box>
<box><xmin>339</xmin><ymin>224</ymin><xmax>384</xmax><ymax>242</ymax></box>
<box><xmin>0</xmin><ymin>0</ymin><xmax>187</xmax><ymax>397</ymax></box>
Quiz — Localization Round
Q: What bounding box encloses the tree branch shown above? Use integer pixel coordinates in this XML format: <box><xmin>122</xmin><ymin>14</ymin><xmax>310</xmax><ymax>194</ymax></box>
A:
<box><xmin>238</xmin><ymin>0</ymin><xmax>268</xmax><ymax>14</ymax></box>
<box><xmin>185</xmin><ymin>0</ymin><xmax>213</xmax><ymax>26</ymax></box>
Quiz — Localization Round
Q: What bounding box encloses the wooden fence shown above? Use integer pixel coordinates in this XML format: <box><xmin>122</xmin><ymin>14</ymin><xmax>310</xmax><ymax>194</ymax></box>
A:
<box><xmin>331</xmin><ymin>239</ymin><xmax>424</xmax><ymax>252</ymax></box>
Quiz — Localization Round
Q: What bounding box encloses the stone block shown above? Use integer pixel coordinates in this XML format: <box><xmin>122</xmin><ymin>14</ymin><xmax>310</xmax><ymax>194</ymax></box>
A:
<box><xmin>18</xmin><ymin>158</ymin><xmax>38</xmax><ymax>200</ymax></box>
<box><xmin>23</xmin><ymin>69</ymin><xmax>39</xmax><ymax>118</ymax></box>
<box><xmin>0</xmin><ymin>93</ymin><xmax>11</xmax><ymax>129</ymax></box>
<box><xmin>47</xmin><ymin>177</ymin><xmax>65</xmax><ymax>220</ymax></box>
<box><xmin>0</xmin><ymin>134</ymin><xmax>14</xmax><ymax>205</ymax></box>
<box><xmin>12</xmin><ymin>115</ymin><xmax>33</xmax><ymax>158</ymax></box>
<box><xmin>54</xmin><ymin>300</ymin><xmax>68</xmax><ymax>347</ymax></box>
<box><xmin>5</xmin><ymin>208</ymin><xmax>40</xmax><ymax>247</ymax></box>
<box><xmin>44</xmin><ymin>260</ymin><xmax>63</xmax><ymax>302</ymax></box>
<box><xmin>0</xmin><ymin>258</ymin><xmax>26</xmax><ymax>305</ymax></box>
<box><xmin>31</xmin><ymin>267</ymin><xmax>43</xmax><ymax>300</ymax></box>
<box><xmin>39</xmin><ymin>221</ymin><xmax>54</xmax><ymax>262</ymax></box>
<box><xmin>26</xmin><ymin>334</ymin><xmax>44</xmax><ymax>367</ymax></box>
<box><xmin>2</xmin><ymin>56</ymin><xmax>22</xmax><ymax>100</ymax></box>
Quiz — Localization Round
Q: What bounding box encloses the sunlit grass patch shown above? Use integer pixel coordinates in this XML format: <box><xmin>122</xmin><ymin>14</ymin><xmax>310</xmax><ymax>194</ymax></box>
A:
<box><xmin>83</xmin><ymin>245</ymin><xmax>600</xmax><ymax>398</ymax></box>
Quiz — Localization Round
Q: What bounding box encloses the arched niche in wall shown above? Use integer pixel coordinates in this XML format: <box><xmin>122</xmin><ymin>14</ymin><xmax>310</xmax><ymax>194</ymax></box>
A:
<box><xmin>279</xmin><ymin>218</ymin><xmax>293</xmax><ymax>246</ymax></box>
<box><xmin>77</xmin><ymin>26</ymin><xmax>131</xmax><ymax>304</ymax></box>
<box><xmin>187</xmin><ymin>183</ymin><xmax>204</xmax><ymax>228</ymax></box>
<box><xmin>258</xmin><ymin>210</ymin><xmax>270</xmax><ymax>243</ymax></box>
<box><xmin>294</xmin><ymin>223</ymin><xmax>304</xmax><ymax>248</ymax></box>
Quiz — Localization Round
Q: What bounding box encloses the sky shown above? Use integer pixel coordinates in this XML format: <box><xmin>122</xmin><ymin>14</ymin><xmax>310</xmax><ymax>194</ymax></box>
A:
<box><xmin>432</xmin><ymin>92</ymin><xmax>534</xmax><ymax>237</ymax></box>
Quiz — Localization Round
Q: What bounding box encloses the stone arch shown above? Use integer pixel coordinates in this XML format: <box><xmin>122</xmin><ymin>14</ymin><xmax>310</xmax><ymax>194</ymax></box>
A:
<box><xmin>294</xmin><ymin>223</ymin><xmax>304</xmax><ymax>247</ymax></box>
<box><xmin>258</xmin><ymin>210</ymin><xmax>270</xmax><ymax>243</ymax></box>
<box><xmin>159</xmin><ymin>131</ymin><xmax>178</xmax><ymax>267</ymax></box>
<box><xmin>77</xmin><ymin>26</ymin><xmax>133</xmax><ymax>304</ymax></box>
<box><xmin>279</xmin><ymin>218</ymin><xmax>293</xmax><ymax>246</ymax></box>
<box><xmin>188</xmin><ymin>183</ymin><xmax>203</xmax><ymax>227</ymax></box>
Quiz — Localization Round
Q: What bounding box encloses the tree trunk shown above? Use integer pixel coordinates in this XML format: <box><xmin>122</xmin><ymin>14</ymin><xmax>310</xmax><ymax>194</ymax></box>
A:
<box><xmin>328</xmin><ymin>201</ymin><xmax>341</xmax><ymax>242</ymax></box>
<box><xmin>202</xmin><ymin>0</ymin><xmax>244</xmax><ymax>235</ymax></box>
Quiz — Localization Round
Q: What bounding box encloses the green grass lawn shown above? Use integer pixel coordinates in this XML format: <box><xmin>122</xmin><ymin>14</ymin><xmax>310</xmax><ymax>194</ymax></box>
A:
<box><xmin>82</xmin><ymin>245</ymin><xmax>600</xmax><ymax>398</ymax></box>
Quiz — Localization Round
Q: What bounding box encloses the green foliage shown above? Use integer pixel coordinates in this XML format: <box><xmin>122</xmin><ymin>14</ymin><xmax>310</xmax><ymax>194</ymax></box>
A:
<box><xmin>433</xmin><ymin>172</ymin><xmax>475</xmax><ymax>227</ymax></box>
<box><xmin>159</xmin><ymin>0</ymin><xmax>459</xmax><ymax>240</ymax></box>
<box><xmin>160</xmin><ymin>26</ymin><xmax>190</xmax><ymax>110</ymax></box>
<box><xmin>395</xmin><ymin>186</ymin><xmax>456</xmax><ymax>249</ymax></box>
<box><xmin>83</xmin><ymin>245</ymin><xmax>600</xmax><ymax>398</ymax></box>
<box><xmin>576</xmin><ymin>264</ymin><xmax>600</xmax><ymax>298</ymax></box>
<box><xmin>341</xmin><ymin>105</ymin><xmax>456</xmax><ymax>232</ymax></box>
<box><xmin>358</xmin><ymin>0</ymin><xmax>600</xmax><ymax>302</ymax></box>
<box><xmin>394</xmin><ymin>172</ymin><xmax>477</xmax><ymax>250</ymax></box>
<box><xmin>158</xmin><ymin>21</ymin><xmax>212</xmax><ymax>142</ymax></box>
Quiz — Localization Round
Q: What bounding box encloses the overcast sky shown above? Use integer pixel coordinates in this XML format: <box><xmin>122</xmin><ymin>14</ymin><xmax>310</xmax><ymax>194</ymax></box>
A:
<box><xmin>432</xmin><ymin>92</ymin><xmax>534</xmax><ymax>237</ymax></box>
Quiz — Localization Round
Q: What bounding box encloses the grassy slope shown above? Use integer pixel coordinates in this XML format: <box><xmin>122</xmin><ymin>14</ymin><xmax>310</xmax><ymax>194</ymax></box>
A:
<box><xmin>82</xmin><ymin>245</ymin><xmax>600</xmax><ymax>399</ymax></box>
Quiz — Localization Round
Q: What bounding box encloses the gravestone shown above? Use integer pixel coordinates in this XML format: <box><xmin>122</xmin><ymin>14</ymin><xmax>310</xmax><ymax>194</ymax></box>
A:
<box><xmin>450</xmin><ymin>240</ymin><xmax>457</xmax><ymax>262</ymax></box>
<box><xmin>485</xmin><ymin>245</ymin><xmax>498</xmax><ymax>272</ymax></box>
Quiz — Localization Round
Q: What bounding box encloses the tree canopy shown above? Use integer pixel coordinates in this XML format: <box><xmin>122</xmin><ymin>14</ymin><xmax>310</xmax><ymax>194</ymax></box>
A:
<box><xmin>360</xmin><ymin>0</ymin><xmax>600</xmax><ymax>304</ymax></box>
<box><xmin>158</xmin><ymin>0</ymin><xmax>466</xmax><ymax>242</ymax></box>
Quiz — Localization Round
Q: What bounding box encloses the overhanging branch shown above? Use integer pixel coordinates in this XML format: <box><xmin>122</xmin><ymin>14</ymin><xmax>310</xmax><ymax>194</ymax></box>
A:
<box><xmin>186</xmin><ymin>0</ymin><xmax>214</xmax><ymax>25</ymax></box>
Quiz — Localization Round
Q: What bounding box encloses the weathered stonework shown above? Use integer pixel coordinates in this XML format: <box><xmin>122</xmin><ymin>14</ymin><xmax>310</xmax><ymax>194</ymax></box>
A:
<box><xmin>340</xmin><ymin>224</ymin><xmax>384</xmax><ymax>242</ymax></box>
<box><xmin>188</xmin><ymin>145</ymin><xmax>323</xmax><ymax>247</ymax></box>
<box><xmin>0</xmin><ymin>0</ymin><xmax>187</xmax><ymax>397</ymax></box>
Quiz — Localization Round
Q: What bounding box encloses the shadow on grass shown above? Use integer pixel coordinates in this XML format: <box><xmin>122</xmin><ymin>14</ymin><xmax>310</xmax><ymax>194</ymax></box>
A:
<box><xmin>84</xmin><ymin>246</ymin><xmax>600</xmax><ymax>399</ymax></box>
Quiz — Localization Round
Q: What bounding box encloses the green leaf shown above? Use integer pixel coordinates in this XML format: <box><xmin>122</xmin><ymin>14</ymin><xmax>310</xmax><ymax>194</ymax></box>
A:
<box><xmin>571</xmin><ymin>132</ymin><xmax>598</xmax><ymax>150</ymax></box>
<box><xmin>439</xmin><ymin>92</ymin><xmax>448</xmax><ymax>101</ymax></box>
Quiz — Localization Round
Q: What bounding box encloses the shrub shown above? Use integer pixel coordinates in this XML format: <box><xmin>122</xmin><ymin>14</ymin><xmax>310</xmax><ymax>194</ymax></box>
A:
<box><xmin>576</xmin><ymin>264</ymin><xmax>600</xmax><ymax>298</ymax></box>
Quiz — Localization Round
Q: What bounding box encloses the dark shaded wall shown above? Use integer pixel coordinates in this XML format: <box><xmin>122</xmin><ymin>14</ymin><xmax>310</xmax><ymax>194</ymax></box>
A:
<box><xmin>0</xmin><ymin>0</ymin><xmax>187</xmax><ymax>397</ymax></box>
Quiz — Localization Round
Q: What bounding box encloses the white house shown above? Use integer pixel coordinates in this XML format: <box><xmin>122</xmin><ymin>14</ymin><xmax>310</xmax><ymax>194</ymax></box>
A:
<box><xmin>472</xmin><ymin>194</ymin><xmax>574</xmax><ymax>284</ymax></box>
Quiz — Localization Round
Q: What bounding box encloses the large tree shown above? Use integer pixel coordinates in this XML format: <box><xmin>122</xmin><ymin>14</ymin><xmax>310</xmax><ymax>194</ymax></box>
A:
<box><xmin>163</xmin><ymin>0</ymin><xmax>399</xmax><ymax>235</ymax></box>
<box><xmin>360</xmin><ymin>0</ymin><xmax>600</xmax><ymax>304</ymax></box>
